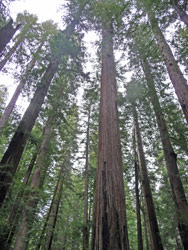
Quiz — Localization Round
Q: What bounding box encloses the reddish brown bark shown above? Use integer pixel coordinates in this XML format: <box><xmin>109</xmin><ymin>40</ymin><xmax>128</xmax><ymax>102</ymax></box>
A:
<box><xmin>146</xmin><ymin>10</ymin><xmax>188</xmax><ymax>123</ymax></box>
<box><xmin>0</xmin><ymin>59</ymin><xmax>59</xmax><ymax>208</ymax></box>
<box><xmin>91</xmin><ymin>23</ymin><xmax>129</xmax><ymax>250</ymax></box>
<box><xmin>83</xmin><ymin>107</ymin><xmax>90</xmax><ymax>250</ymax></box>
<box><xmin>0</xmin><ymin>4</ymin><xmax>86</xmax><ymax>207</ymax></box>
<box><xmin>133</xmin><ymin>131</ymin><xmax>143</xmax><ymax>250</ymax></box>
<box><xmin>132</xmin><ymin>105</ymin><xmax>164</xmax><ymax>250</ymax></box>
<box><xmin>13</xmin><ymin>117</ymin><xmax>53</xmax><ymax>250</ymax></box>
<box><xmin>141</xmin><ymin>57</ymin><xmax>188</xmax><ymax>249</ymax></box>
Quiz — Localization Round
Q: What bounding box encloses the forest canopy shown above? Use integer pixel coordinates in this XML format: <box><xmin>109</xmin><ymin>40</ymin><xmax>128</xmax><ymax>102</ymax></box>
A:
<box><xmin>0</xmin><ymin>0</ymin><xmax>187</xmax><ymax>249</ymax></box>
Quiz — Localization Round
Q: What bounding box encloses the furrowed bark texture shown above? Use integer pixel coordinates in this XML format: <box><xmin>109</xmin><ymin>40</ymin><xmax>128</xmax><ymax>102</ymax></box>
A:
<box><xmin>132</xmin><ymin>105</ymin><xmax>164</xmax><ymax>250</ymax></box>
<box><xmin>147</xmin><ymin>11</ymin><xmax>188</xmax><ymax>123</ymax></box>
<box><xmin>91</xmin><ymin>23</ymin><xmax>129</xmax><ymax>250</ymax></box>
<box><xmin>83</xmin><ymin>107</ymin><xmax>90</xmax><ymax>250</ymax></box>
<box><xmin>0</xmin><ymin>19</ymin><xmax>20</xmax><ymax>56</ymax></box>
<box><xmin>0</xmin><ymin>59</ymin><xmax>59</xmax><ymax>208</ymax></box>
<box><xmin>13</xmin><ymin>117</ymin><xmax>53</xmax><ymax>250</ymax></box>
<box><xmin>141</xmin><ymin>58</ymin><xmax>188</xmax><ymax>249</ymax></box>
<box><xmin>133</xmin><ymin>132</ymin><xmax>143</xmax><ymax>250</ymax></box>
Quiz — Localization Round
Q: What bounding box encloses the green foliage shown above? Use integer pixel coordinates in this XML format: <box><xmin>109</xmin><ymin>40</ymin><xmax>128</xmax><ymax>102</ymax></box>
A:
<box><xmin>0</xmin><ymin>0</ymin><xmax>188</xmax><ymax>249</ymax></box>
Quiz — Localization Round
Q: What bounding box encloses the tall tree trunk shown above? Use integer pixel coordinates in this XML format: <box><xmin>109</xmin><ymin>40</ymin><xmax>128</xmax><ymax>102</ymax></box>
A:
<box><xmin>145</xmin><ymin>8</ymin><xmax>188</xmax><ymax>123</ymax></box>
<box><xmin>0</xmin><ymin>35</ymin><xmax>23</xmax><ymax>71</ymax></box>
<box><xmin>133</xmin><ymin>130</ymin><xmax>144</xmax><ymax>250</ymax></box>
<box><xmin>0</xmin><ymin>19</ymin><xmax>41</xmax><ymax>71</ymax></box>
<box><xmin>83</xmin><ymin>106</ymin><xmax>90</xmax><ymax>250</ymax></box>
<box><xmin>132</xmin><ymin>104</ymin><xmax>164</xmax><ymax>250</ymax></box>
<box><xmin>0</xmin><ymin>19</ymin><xmax>21</xmax><ymax>56</ymax></box>
<box><xmin>141</xmin><ymin>202</ymin><xmax>150</xmax><ymax>250</ymax></box>
<box><xmin>0</xmin><ymin>6</ymin><xmax>85</xmax><ymax>207</ymax></box>
<box><xmin>0</xmin><ymin>59</ymin><xmax>59</xmax><ymax>208</ymax></box>
<box><xmin>0</xmin><ymin>151</ymin><xmax>37</xmax><ymax>250</ymax></box>
<box><xmin>171</xmin><ymin>0</ymin><xmax>188</xmax><ymax>27</ymax></box>
<box><xmin>91</xmin><ymin>23</ymin><xmax>129</xmax><ymax>250</ymax></box>
<box><xmin>13</xmin><ymin>116</ymin><xmax>53</xmax><ymax>250</ymax></box>
<box><xmin>0</xmin><ymin>41</ymin><xmax>44</xmax><ymax>133</ymax></box>
<box><xmin>141</xmin><ymin>57</ymin><xmax>188</xmax><ymax>249</ymax></box>
<box><xmin>43</xmin><ymin>163</ymin><xmax>64</xmax><ymax>250</ymax></box>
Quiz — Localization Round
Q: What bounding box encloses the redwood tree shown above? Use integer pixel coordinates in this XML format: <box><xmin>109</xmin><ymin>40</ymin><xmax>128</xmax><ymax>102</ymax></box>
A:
<box><xmin>132</xmin><ymin>103</ymin><xmax>164</xmax><ymax>250</ymax></box>
<box><xmin>91</xmin><ymin>20</ymin><xmax>129</xmax><ymax>250</ymax></box>
<box><xmin>142</xmin><ymin>1</ymin><xmax>188</xmax><ymax>123</ymax></box>
<box><xmin>0</xmin><ymin>13</ymin><xmax>83</xmax><ymax>207</ymax></box>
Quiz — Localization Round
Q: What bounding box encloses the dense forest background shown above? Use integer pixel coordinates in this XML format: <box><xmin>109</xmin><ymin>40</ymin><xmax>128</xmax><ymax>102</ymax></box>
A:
<box><xmin>0</xmin><ymin>0</ymin><xmax>187</xmax><ymax>249</ymax></box>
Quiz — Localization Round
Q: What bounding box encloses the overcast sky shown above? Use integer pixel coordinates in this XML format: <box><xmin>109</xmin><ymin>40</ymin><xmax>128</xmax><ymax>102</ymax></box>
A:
<box><xmin>9</xmin><ymin>0</ymin><xmax>65</xmax><ymax>24</ymax></box>
<box><xmin>1</xmin><ymin>0</ymin><xmax>98</xmax><ymax>111</ymax></box>
<box><xmin>0</xmin><ymin>0</ymin><xmax>67</xmax><ymax>109</ymax></box>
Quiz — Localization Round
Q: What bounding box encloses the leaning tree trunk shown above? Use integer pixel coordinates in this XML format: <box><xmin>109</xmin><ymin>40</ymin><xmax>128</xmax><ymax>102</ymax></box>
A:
<box><xmin>13</xmin><ymin>116</ymin><xmax>53</xmax><ymax>250</ymax></box>
<box><xmin>171</xmin><ymin>0</ymin><xmax>188</xmax><ymax>27</ymax></box>
<box><xmin>0</xmin><ymin>35</ymin><xmax>24</xmax><ymax>71</ymax></box>
<box><xmin>0</xmin><ymin>41</ymin><xmax>44</xmax><ymax>133</ymax></box>
<box><xmin>0</xmin><ymin>19</ymin><xmax>40</xmax><ymax>70</ymax></box>
<box><xmin>141</xmin><ymin>57</ymin><xmax>188</xmax><ymax>249</ymax></box>
<box><xmin>43</xmin><ymin>163</ymin><xmax>64</xmax><ymax>250</ymax></box>
<box><xmin>91</xmin><ymin>22</ymin><xmax>129</xmax><ymax>250</ymax></box>
<box><xmin>132</xmin><ymin>104</ymin><xmax>164</xmax><ymax>250</ymax></box>
<box><xmin>145</xmin><ymin>9</ymin><xmax>188</xmax><ymax>123</ymax></box>
<box><xmin>0</xmin><ymin>151</ymin><xmax>37</xmax><ymax>250</ymax></box>
<box><xmin>141</xmin><ymin>200</ymin><xmax>150</xmax><ymax>250</ymax></box>
<box><xmin>0</xmin><ymin>19</ymin><xmax>21</xmax><ymax>56</ymax></box>
<box><xmin>0</xmin><ymin>58</ymin><xmax>59</xmax><ymax>208</ymax></box>
<box><xmin>133</xmin><ymin>130</ymin><xmax>144</xmax><ymax>250</ymax></box>
<box><xmin>0</xmin><ymin>4</ymin><xmax>86</xmax><ymax>207</ymax></box>
<box><xmin>83</xmin><ymin>106</ymin><xmax>90</xmax><ymax>250</ymax></box>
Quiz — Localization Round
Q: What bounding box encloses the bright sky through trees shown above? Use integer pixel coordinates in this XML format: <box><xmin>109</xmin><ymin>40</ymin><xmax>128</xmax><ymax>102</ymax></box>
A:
<box><xmin>10</xmin><ymin>0</ymin><xmax>65</xmax><ymax>24</ymax></box>
<box><xmin>0</xmin><ymin>0</ymin><xmax>67</xmax><ymax>111</ymax></box>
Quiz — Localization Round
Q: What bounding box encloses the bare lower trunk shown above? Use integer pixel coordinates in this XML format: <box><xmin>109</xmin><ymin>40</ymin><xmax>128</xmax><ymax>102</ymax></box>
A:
<box><xmin>132</xmin><ymin>105</ymin><xmax>164</xmax><ymax>250</ymax></box>
<box><xmin>83</xmin><ymin>107</ymin><xmax>90</xmax><ymax>250</ymax></box>
<box><xmin>141</xmin><ymin>58</ymin><xmax>188</xmax><ymax>249</ymax></box>
<box><xmin>13</xmin><ymin>117</ymin><xmax>53</xmax><ymax>250</ymax></box>
<box><xmin>0</xmin><ymin>59</ymin><xmax>59</xmax><ymax>207</ymax></box>
<box><xmin>91</xmin><ymin>23</ymin><xmax>129</xmax><ymax>250</ymax></box>
<box><xmin>43</xmin><ymin>164</ymin><xmax>64</xmax><ymax>250</ymax></box>
<box><xmin>133</xmin><ymin>131</ymin><xmax>143</xmax><ymax>250</ymax></box>
<box><xmin>141</xmin><ymin>202</ymin><xmax>150</xmax><ymax>250</ymax></box>
<box><xmin>147</xmin><ymin>10</ymin><xmax>188</xmax><ymax>123</ymax></box>
<box><xmin>0</xmin><ymin>19</ymin><xmax>20</xmax><ymax>56</ymax></box>
<box><xmin>0</xmin><ymin>152</ymin><xmax>37</xmax><ymax>250</ymax></box>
